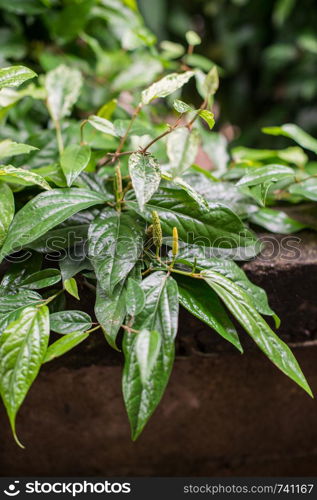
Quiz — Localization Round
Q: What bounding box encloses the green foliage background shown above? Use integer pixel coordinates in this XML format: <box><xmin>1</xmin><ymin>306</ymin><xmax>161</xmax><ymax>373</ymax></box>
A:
<box><xmin>139</xmin><ymin>0</ymin><xmax>317</xmax><ymax>145</ymax></box>
<box><xmin>1</xmin><ymin>0</ymin><xmax>317</xmax><ymax>145</ymax></box>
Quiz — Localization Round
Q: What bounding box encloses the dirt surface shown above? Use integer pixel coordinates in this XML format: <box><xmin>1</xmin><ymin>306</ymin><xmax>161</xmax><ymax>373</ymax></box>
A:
<box><xmin>0</xmin><ymin>345</ymin><xmax>316</xmax><ymax>476</ymax></box>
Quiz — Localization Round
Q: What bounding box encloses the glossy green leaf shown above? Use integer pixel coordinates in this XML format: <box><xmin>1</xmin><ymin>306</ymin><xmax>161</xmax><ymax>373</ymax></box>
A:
<box><xmin>27</xmin><ymin>224</ymin><xmax>89</xmax><ymax>253</ymax></box>
<box><xmin>162</xmin><ymin>174</ymin><xmax>209</xmax><ymax>211</ymax></box>
<box><xmin>135</xmin><ymin>329</ymin><xmax>162</xmax><ymax>385</ymax></box>
<box><xmin>95</xmin><ymin>282</ymin><xmax>126</xmax><ymax>350</ymax></box>
<box><xmin>45</xmin><ymin>65</ymin><xmax>82</xmax><ymax>122</ymax></box>
<box><xmin>125</xmin><ymin>277</ymin><xmax>146</xmax><ymax>316</ymax></box>
<box><xmin>60</xmin><ymin>144</ymin><xmax>91</xmax><ymax>187</ymax></box>
<box><xmin>250</xmin><ymin>208</ymin><xmax>307</xmax><ymax>233</ymax></box>
<box><xmin>0</xmin><ymin>139</ymin><xmax>38</xmax><ymax>159</ymax></box>
<box><xmin>127</xmin><ymin>187</ymin><xmax>257</xmax><ymax>250</ymax></box>
<box><xmin>173</xmin><ymin>99</ymin><xmax>193</xmax><ymax>113</ymax></box>
<box><xmin>50</xmin><ymin>310</ymin><xmax>92</xmax><ymax>334</ymax></box>
<box><xmin>177</xmin><ymin>275</ymin><xmax>242</xmax><ymax>351</ymax></box>
<box><xmin>198</xmin><ymin>110</ymin><xmax>215</xmax><ymax>129</ymax></box>
<box><xmin>0</xmin><ymin>188</ymin><xmax>106</xmax><ymax>262</ymax></box>
<box><xmin>202</xmin><ymin>270</ymin><xmax>312</xmax><ymax>397</ymax></box>
<box><xmin>20</xmin><ymin>269</ymin><xmax>61</xmax><ymax>290</ymax></box>
<box><xmin>141</xmin><ymin>70</ymin><xmax>194</xmax><ymax>105</ymax></box>
<box><xmin>0</xmin><ymin>305</ymin><xmax>49</xmax><ymax>447</ymax></box>
<box><xmin>262</xmin><ymin>123</ymin><xmax>317</xmax><ymax>155</ymax></box>
<box><xmin>0</xmin><ymin>165</ymin><xmax>51</xmax><ymax>190</ymax></box>
<box><xmin>175</xmin><ymin>249</ymin><xmax>274</xmax><ymax>317</ymax></box>
<box><xmin>0</xmin><ymin>255</ymin><xmax>42</xmax><ymax>292</ymax></box>
<box><xmin>128</xmin><ymin>152</ymin><xmax>161</xmax><ymax>211</ymax></box>
<box><xmin>64</xmin><ymin>277</ymin><xmax>80</xmax><ymax>300</ymax></box>
<box><xmin>289</xmin><ymin>178</ymin><xmax>317</xmax><ymax>201</ymax></box>
<box><xmin>43</xmin><ymin>331</ymin><xmax>89</xmax><ymax>364</ymax></box>
<box><xmin>0</xmin><ymin>290</ymin><xmax>42</xmax><ymax>334</ymax></box>
<box><xmin>88</xmin><ymin>209</ymin><xmax>144</xmax><ymax>294</ymax></box>
<box><xmin>88</xmin><ymin>115</ymin><xmax>119</xmax><ymax>137</ymax></box>
<box><xmin>0</xmin><ymin>65</ymin><xmax>36</xmax><ymax>89</ymax></box>
<box><xmin>0</xmin><ymin>183</ymin><xmax>14</xmax><ymax>248</ymax></box>
<box><xmin>237</xmin><ymin>165</ymin><xmax>295</xmax><ymax>187</ymax></box>
<box><xmin>123</xmin><ymin>272</ymin><xmax>178</xmax><ymax>440</ymax></box>
<box><xmin>167</xmin><ymin>127</ymin><xmax>200</xmax><ymax>177</ymax></box>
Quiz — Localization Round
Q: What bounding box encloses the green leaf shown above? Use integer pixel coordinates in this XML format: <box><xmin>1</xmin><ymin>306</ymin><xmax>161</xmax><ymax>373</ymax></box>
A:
<box><xmin>123</xmin><ymin>272</ymin><xmax>178</xmax><ymax>440</ymax></box>
<box><xmin>28</xmin><ymin>224</ymin><xmax>89</xmax><ymax>253</ymax></box>
<box><xmin>43</xmin><ymin>331</ymin><xmax>89</xmax><ymax>364</ymax></box>
<box><xmin>97</xmin><ymin>99</ymin><xmax>117</xmax><ymax>119</ymax></box>
<box><xmin>135</xmin><ymin>329</ymin><xmax>162</xmax><ymax>385</ymax></box>
<box><xmin>0</xmin><ymin>290</ymin><xmax>42</xmax><ymax>334</ymax></box>
<box><xmin>88</xmin><ymin>209</ymin><xmax>144</xmax><ymax>294</ymax></box>
<box><xmin>177</xmin><ymin>275</ymin><xmax>242</xmax><ymax>351</ymax></box>
<box><xmin>175</xmin><ymin>249</ymin><xmax>274</xmax><ymax>317</ymax></box>
<box><xmin>0</xmin><ymin>183</ymin><xmax>14</xmax><ymax>248</ymax></box>
<box><xmin>173</xmin><ymin>99</ymin><xmax>193</xmax><ymax>113</ymax></box>
<box><xmin>236</xmin><ymin>165</ymin><xmax>295</xmax><ymax>187</ymax></box>
<box><xmin>0</xmin><ymin>65</ymin><xmax>36</xmax><ymax>89</ymax></box>
<box><xmin>198</xmin><ymin>110</ymin><xmax>215</xmax><ymax>129</ymax></box>
<box><xmin>125</xmin><ymin>277</ymin><xmax>146</xmax><ymax>316</ymax></box>
<box><xmin>289</xmin><ymin>178</ymin><xmax>317</xmax><ymax>201</ymax></box>
<box><xmin>0</xmin><ymin>165</ymin><xmax>51</xmax><ymax>190</ymax></box>
<box><xmin>232</xmin><ymin>145</ymin><xmax>308</xmax><ymax>167</ymax></box>
<box><xmin>200</xmin><ymin>130</ymin><xmax>229</xmax><ymax>177</ymax></box>
<box><xmin>250</xmin><ymin>208</ymin><xmax>307</xmax><ymax>234</ymax></box>
<box><xmin>0</xmin><ymin>305</ymin><xmax>49</xmax><ymax>447</ymax></box>
<box><xmin>50</xmin><ymin>310</ymin><xmax>92</xmax><ymax>334</ymax></box>
<box><xmin>202</xmin><ymin>270</ymin><xmax>312</xmax><ymax>397</ymax></box>
<box><xmin>60</xmin><ymin>144</ymin><xmax>91</xmax><ymax>187</ymax></box>
<box><xmin>128</xmin><ymin>152</ymin><xmax>161</xmax><ymax>211</ymax></box>
<box><xmin>203</xmin><ymin>66</ymin><xmax>219</xmax><ymax>101</ymax></box>
<box><xmin>166</xmin><ymin>127</ymin><xmax>200</xmax><ymax>177</ymax></box>
<box><xmin>161</xmin><ymin>174</ymin><xmax>209</xmax><ymax>211</ymax></box>
<box><xmin>186</xmin><ymin>55</ymin><xmax>214</xmax><ymax>72</ymax></box>
<box><xmin>0</xmin><ymin>188</ymin><xmax>106</xmax><ymax>262</ymax></box>
<box><xmin>20</xmin><ymin>269</ymin><xmax>61</xmax><ymax>290</ymax></box>
<box><xmin>64</xmin><ymin>277</ymin><xmax>80</xmax><ymax>300</ymax></box>
<box><xmin>127</xmin><ymin>187</ymin><xmax>257</xmax><ymax>250</ymax></box>
<box><xmin>95</xmin><ymin>282</ymin><xmax>126</xmax><ymax>350</ymax></box>
<box><xmin>0</xmin><ymin>0</ymin><xmax>45</xmax><ymax>15</ymax></box>
<box><xmin>0</xmin><ymin>139</ymin><xmax>38</xmax><ymax>159</ymax></box>
<box><xmin>185</xmin><ymin>30</ymin><xmax>201</xmax><ymax>46</ymax></box>
<box><xmin>45</xmin><ymin>65</ymin><xmax>82</xmax><ymax>122</ymax></box>
<box><xmin>141</xmin><ymin>71</ymin><xmax>194</xmax><ymax>105</ymax></box>
<box><xmin>87</xmin><ymin>115</ymin><xmax>119</xmax><ymax>137</ymax></box>
<box><xmin>160</xmin><ymin>41</ymin><xmax>185</xmax><ymax>59</ymax></box>
<box><xmin>262</xmin><ymin>123</ymin><xmax>317</xmax><ymax>155</ymax></box>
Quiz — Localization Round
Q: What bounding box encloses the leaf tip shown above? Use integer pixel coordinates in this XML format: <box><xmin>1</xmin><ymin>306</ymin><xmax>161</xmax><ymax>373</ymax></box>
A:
<box><xmin>10</xmin><ymin>418</ymin><xmax>25</xmax><ymax>449</ymax></box>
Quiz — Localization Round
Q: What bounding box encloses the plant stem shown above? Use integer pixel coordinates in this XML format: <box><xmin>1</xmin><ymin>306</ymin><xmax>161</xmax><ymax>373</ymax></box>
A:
<box><xmin>80</xmin><ymin>119</ymin><xmax>88</xmax><ymax>145</ymax></box>
<box><xmin>55</xmin><ymin>120</ymin><xmax>64</xmax><ymax>155</ymax></box>
<box><xmin>121</xmin><ymin>324</ymin><xmax>140</xmax><ymax>334</ymax></box>
<box><xmin>117</xmin><ymin>103</ymin><xmax>142</xmax><ymax>155</ymax></box>
<box><xmin>142</xmin><ymin>115</ymin><xmax>183</xmax><ymax>153</ymax></box>
<box><xmin>40</xmin><ymin>289</ymin><xmax>64</xmax><ymax>307</ymax></box>
<box><xmin>187</xmin><ymin>97</ymin><xmax>208</xmax><ymax>128</ymax></box>
<box><xmin>86</xmin><ymin>325</ymin><xmax>102</xmax><ymax>334</ymax></box>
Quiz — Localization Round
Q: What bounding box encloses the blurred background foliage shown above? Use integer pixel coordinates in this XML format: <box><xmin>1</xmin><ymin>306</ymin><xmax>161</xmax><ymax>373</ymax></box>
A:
<box><xmin>139</xmin><ymin>0</ymin><xmax>317</xmax><ymax>146</ymax></box>
<box><xmin>0</xmin><ymin>0</ymin><xmax>317</xmax><ymax>146</ymax></box>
